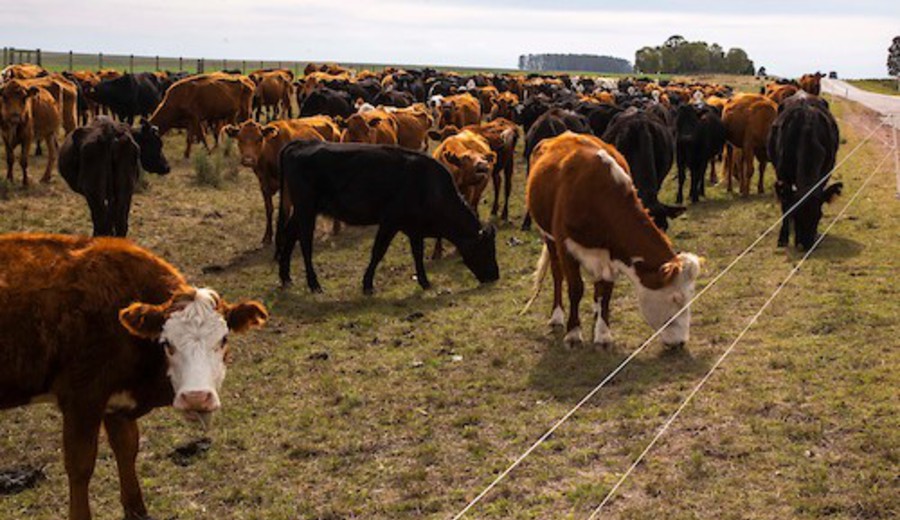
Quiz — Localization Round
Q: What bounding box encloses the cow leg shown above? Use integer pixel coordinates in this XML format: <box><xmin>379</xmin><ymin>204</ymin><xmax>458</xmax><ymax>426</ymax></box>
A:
<box><xmin>262</xmin><ymin>189</ymin><xmax>274</xmax><ymax>245</ymax></box>
<box><xmin>757</xmin><ymin>157</ymin><xmax>767</xmax><ymax>194</ymax></box>
<box><xmin>297</xmin><ymin>210</ymin><xmax>322</xmax><ymax>293</ymax></box>
<box><xmin>709</xmin><ymin>155</ymin><xmax>719</xmax><ymax>185</ymax></box>
<box><xmin>521</xmin><ymin>158</ymin><xmax>533</xmax><ymax>230</ymax></box>
<box><xmin>19</xmin><ymin>141</ymin><xmax>30</xmax><ymax>187</ymax></box>
<box><xmin>592</xmin><ymin>280</ymin><xmax>614</xmax><ymax>346</ymax></box>
<box><xmin>4</xmin><ymin>139</ymin><xmax>14</xmax><ymax>183</ymax></box>
<box><xmin>741</xmin><ymin>148</ymin><xmax>753</xmax><ymax>197</ymax></box>
<box><xmin>104</xmin><ymin>415</ymin><xmax>149</xmax><ymax>519</ymax></box>
<box><xmin>490</xmin><ymin>167</ymin><xmax>501</xmax><ymax>216</ymax></box>
<box><xmin>501</xmin><ymin>156</ymin><xmax>513</xmax><ymax>221</ymax></box>
<box><xmin>86</xmin><ymin>192</ymin><xmax>111</xmax><ymax>236</ymax></box>
<box><xmin>41</xmin><ymin>136</ymin><xmax>57</xmax><ymax>184</ymax></box>
<box><xmin>724</xmin><ymin>145</ymin><xmax>733</xmax><ymax>193</ymax></box>
<box><xmin>691</xmin><ymin>163</ymin><xmax>703</xmax><ymax>203</ymax></box>
<box><xmin>278</xmin><ymin>211</ymin><xmax>300</xmax><ymax>287</ymax></box>
<box><xmin>408</xmin><ymin>233</ymin><xmax>431</xmax><ymax>290</ymax></box>
<box><xmin>560</xmin><ymin>250</ymin><xmax>584</xmax><ymax>345</ymax></box>
<box><xmin>183</xmin><ymin>131</ymin><xmax>193</xmax><ymax>159</ymax></box>
<box><xmin>111</xmin><ymin>184</ymin><xmax>134</xmax><ymax>237</ymax></box>
<box><xmin>546</xmin><ymin>240</ymin><xmax>564</xmax><ymax>327</ymax></box>
<box><xmin>62</xmin><ymin>411</ymin><xmax>102</xmax><ymax>520</ymax></box>
<box><xmin>676</xmin><ymin>155</ymin><xmax>687</xmax><ymax>204</ymax></box>
<box><xmin>362</xmin><ymin>225</ymin><xmax>398</xmax><ymax>295</ymax></box>
<box><xmin>776</xmin><ymin>181</ymin><xmax>792</xmax><ymax>247</ymax></box>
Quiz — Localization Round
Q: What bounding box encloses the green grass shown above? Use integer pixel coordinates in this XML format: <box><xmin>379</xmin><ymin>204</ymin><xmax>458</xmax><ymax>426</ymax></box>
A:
<box><xmin>0</xmin><ymin>97</ymin><xmax>897</xmax><ymax>519</ymax></box>
<box><xmin>847</xmin><ymin>79</ymin><xmax>900</xmax><ymax>96</ymax></box>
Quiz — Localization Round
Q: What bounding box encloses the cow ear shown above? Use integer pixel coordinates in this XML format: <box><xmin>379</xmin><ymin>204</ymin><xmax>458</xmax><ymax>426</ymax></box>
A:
<box><xmin>367</xmin><ymin>117</ymin><xmax>381</xmax><ymax>128</ymax></box>
<box><xmin>261</xmin><ymin>126</ymin><xmax>279</xmax><ymax>138</ymax></box>
<box><xmin>119</xmin><ymin>302</ymin><xmax>168</xmax><ymax>339</ymax></box>
<box><xmin>26</xmin><ymin>86</ymin><xmax>41</xmax><ymax>98</ymax></box>
<box><xmin>427</xmin><ymin>130</ymin><xmax>443</xmax><ymax>141</ymax></box>
<box><xmin>486</xmin><ymin>151</ymin><xmax>498</xmax><ymax>165</ymax></box>
<box><xmin>442</xmin><ymin>150</ymin><xmax>461</xmax><ymax>167</ymax></box>
<box><xmin>824</xmin><ymin>182</ymin><xmax>843</xmax><ymax>203</ymax></box>
<box><xmin>223</xmin><ymin>125</ymin><xmax>239</xmax><ymax>138</ymax></box>
<box><xmin>663</xmin><ymin>204</ymin><xmax>687</xmax><ymax>219</ymax></box>
<box><xmin>224</xmin><ymin>300</ymin><xmax>268</xmax><ymax>333</ymax></box>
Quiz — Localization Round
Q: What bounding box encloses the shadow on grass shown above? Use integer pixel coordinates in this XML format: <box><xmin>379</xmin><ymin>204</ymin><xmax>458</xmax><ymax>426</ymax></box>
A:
<box><xmin>527</xmin><ymin>332</ymin><xmax>712</xmax><ymax>402</ymax></box>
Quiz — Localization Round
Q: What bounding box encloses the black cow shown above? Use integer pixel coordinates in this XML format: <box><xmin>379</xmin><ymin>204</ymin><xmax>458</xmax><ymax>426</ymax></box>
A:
<box><xmin>371</xmin><ymin>89</ymin><xmax>414</xmax><ymax>108</ymax></box>
<box><xmin>58</xmin><ymin>118</ymin><xmax>170</xmax><ymax>236</ymax></box>
<box><xmin>299</xmin><ymin>87</ymin><xmax>354</xmax><ymax>118</ymax></box>
<box><xmin>575</xmin><ymin>102</ymin><xmax>623</xmax><ymax>137</ymax></box>
<box><xmin>85</xmin><ymin>73</ymin><xmax>163</xmax><ymax>124</ymax></box>
<box><xmin>767</xmin><ymin>93</ymin><xmax>842</xmax><ymax>249</ymax></box>
<box><xmin>276</xmin><ymin>141</ymin><xmax>499</xmax><ymax>293</ymax></box>
<box><xmin>521</xmin><ymin>108</ymin><xmax>591</xmax><ymax>230</ymax></box>
<box><xmin>675</xmin><ymin>103</ymin><xmax>727</xmax><ymax>204</ymax></box>
<box><xmin>603</xmin><ymin>107</ymin><xmax>684</xmax><ymax>231</ymax></box>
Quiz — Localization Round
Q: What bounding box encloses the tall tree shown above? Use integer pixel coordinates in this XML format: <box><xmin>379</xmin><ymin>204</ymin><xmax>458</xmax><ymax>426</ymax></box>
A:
<box><xmin>889</xmin><ymin>36</ymin><xmax>900</xmax><ymax>77</ymax></box>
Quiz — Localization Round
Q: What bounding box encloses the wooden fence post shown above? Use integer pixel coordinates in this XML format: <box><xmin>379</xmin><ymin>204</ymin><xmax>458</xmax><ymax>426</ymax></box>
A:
<box><xmin>36</xmin><ymin>49</ymin><xmax>41</xmax><ymax>67</ymax></box>
<box><xmin>155</xmin><ymin>55</ymin><xmax>160</xmax><ymax>71</ymax></box>
<box><xmin>129</xmin><ymin>54</ymin><xmax>134</xmax><ymax>73</ymax></box>
<box><xmin>99</xmin><ymin>52</ymin><xmax>103</xmax><ymax>69</ymax></box>
<box><xmin>179</xmin><ymin>57</ymin><xmax>183</xmax><ymax>72</ymax></box>
<box><xmin>242</xmin><ymin>60</ymin><xmax>246</xmax><ymax>74</ymax></box>
<box><xmin>68</xmin><ymin>50</ymin><xmax>73</xmax><ymax>71</ymax></box>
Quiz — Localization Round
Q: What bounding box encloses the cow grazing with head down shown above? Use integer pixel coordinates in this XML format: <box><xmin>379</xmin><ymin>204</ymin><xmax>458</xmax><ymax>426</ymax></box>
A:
<box><xmin>767</xmin><ymin>92</ymin><xmax>842</xmax><ymax>249</ymax></box>
<box><xmin>59</xmin><ymin>117</ymin><xmax>171</xmax><ymax>236</ymax></box>
<box><xmin>277</xmin><ymin>141</ymin><xmax>500</xmax><ymax>294</ymax></box>
<box><xmin>524</xmin><ymin>132</ymin><xmax>702</xmax><ymax>347</ymax></box>
<box><xmin>602</xmin><ymin>106</ymin><xmax>685</xmax><ymax>231</ymax></box>
<box><xmin>675</xmin><ymin>102</ymin><xmax>727</xmax><ymax>204</ymax></box>
<box><xmin>0</xmin><ymin>233</ymin><xmax>268</xmax><ymax>520</ymax></box>
<box><xmin>224</xmin><ymin>118</ymin><xmax>328</xmax><ymax>244</ymax></box>
<box><xmin>1</xmin><ymin>79</ymin><xmax>62</xmax><ymax>185</ymax></box>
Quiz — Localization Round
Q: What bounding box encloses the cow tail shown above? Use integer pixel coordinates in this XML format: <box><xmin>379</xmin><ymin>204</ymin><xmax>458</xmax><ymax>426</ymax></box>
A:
<box><xmin>520</xmin><ymin>243</ymin><xmax>550</xmax><ymax>315</ymax></box>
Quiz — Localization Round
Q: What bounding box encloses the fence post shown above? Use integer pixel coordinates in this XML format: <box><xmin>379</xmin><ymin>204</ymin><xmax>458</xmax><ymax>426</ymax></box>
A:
<box><xmin>68</xmin><ymin>50</ymin><xmax>73</xmax><ymax>71</ymax></box>
<box><xmin>99</xmin><ymin>52</ymin><xmax>103</xmax><ymax>69</ymax></box>
<box><xmin>242</xmin><ymin>60</ymin><xmax>246</xmax><ymax>74</ymax></box>
<box><xmin>179</xmin><ymin>57</ymin><xmax>183</xmax><ymax>72</ymax></box>
<box><xmin>259</xmin><ymin>60</ymin><xmax>263</xmax><ymax>70</ymax></box>
<box><xmin>893</xmin><ymin>114</ymin><xmax>899</xmax><ymax>200</ymax></box>
<box><xmin>36</xmin><ymin>49</ymin><xmax>41</xmax><ymax>67</ymax></box>
<box><xmin>3</xmin><ymin>48</ymin><xmax>7</xmax><ymax>67</ymax></box>
<box><xmin>155</xmin><ymin>55</ymin><xmax>159</xmax><ymax>71</ymax></box>
<box><xmin>129</xmin><ymin>54</ymin><xmax>134</xmax><ymax>73</ymax></box>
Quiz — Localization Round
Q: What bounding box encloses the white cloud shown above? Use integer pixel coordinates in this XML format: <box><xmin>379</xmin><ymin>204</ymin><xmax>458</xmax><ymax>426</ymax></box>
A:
<box><xmin>2</xmin><ymin>0</ymin><xmax>896</xmax><ymax>77</ymax></box>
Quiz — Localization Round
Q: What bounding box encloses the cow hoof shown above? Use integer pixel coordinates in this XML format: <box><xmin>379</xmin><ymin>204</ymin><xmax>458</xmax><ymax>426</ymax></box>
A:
<box><xmin>777</xmin><ymin>239</ymin><xmax>788</xmax><ymax>248</ymax></box>
<box><xmin>280</xmin><ymin>280</ymin><xmax>292</xmax><ymax>290</ymax></box>
<box><xmin>547</xmin><ymin>306</ymin><xmax>564</xmax><ymax>327</ymax></box>
<box><xmin>309</xmin><ymin>283</ymin><xmax>323</xmax><ymax>294</ymax></box>
<box><xmin>563</xmin><ymin>327</ymin><xmax>583</xmax><ymax>346</ymax></box>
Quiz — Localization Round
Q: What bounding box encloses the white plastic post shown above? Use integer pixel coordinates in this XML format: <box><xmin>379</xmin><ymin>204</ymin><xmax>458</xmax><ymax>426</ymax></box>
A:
<box><xmin>894</xmin><ymin>114</ymin><xmax>899</xmax><ymax>200</ymax></box>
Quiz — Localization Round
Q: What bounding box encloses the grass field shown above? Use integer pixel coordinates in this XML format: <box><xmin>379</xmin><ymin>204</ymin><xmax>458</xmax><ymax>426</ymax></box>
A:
<box><xmin>847</xmin><ymin>79</ymin><xmax>900</xmax><ymax>96</ymax></box>
<box><xmin>0</xmin><ymin>96</ymin><xmax>898</xmax><ymax>519</ymax></box>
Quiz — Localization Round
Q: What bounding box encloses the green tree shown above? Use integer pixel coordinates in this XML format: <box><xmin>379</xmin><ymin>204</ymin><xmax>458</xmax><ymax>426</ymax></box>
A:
<box><xmin>725</xmin><ymin>48</ymin><xmax>754</xmax><ymax>75</ymax></box>
<box><xmin>888</xmin><ymin>36</ymin><xmax>900</xmax><ymax>76</ymax></box>
<box><xmin>635</xmin><ymin>47</ymin><xmax>661</xmax><ymax>73</ymax></box>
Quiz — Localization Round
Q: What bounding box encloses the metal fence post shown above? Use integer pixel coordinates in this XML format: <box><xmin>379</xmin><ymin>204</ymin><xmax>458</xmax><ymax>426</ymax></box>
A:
<box><xmin>129</xmin><ymin>54</ymin><xmax>134</xmax><ymax>73</ymax></box>
<box><xmin>179</xmin><ymin>57</ymin><xmax>183</xmax><ymax>72</ymax></box>
<box><xmin>68</xmin><ymin>50</ymin><xmax>73</xmax><ymax>71</ymax></box>
<box><xmin>155</xmin><ymin>55</ymin><xmax>159</xmax><ymax>71</ymax></box>
<box><xmin>242</xmin><ymin>60</ymin><xmax>246</xmax><ymax>74</ymax></box>
<box><xmin>99</xmin><ymin>52</ymin><xmax>103</xmax><ymax>69</ymax></box>
<box><xmin>36</xmin><ymin>49</ymin><xmax>41</xmax><ymax>66</ymax></box>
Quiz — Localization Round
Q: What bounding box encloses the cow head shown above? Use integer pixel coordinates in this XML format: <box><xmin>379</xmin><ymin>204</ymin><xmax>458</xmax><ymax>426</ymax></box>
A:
<box><xmin>628</xmin><ymin>253</ymin><xmax>702</xmax><ymax>348</ymax></box>
<box><xmin>795</xmin><ymin>182</ymin><xmax>842</xmax><ymax>250</ymax></box>
<box><xmin>223</xmin><ymin>121</ymin><xmax>278</xmax><ymax>168</ymax></box>
<box><xmin>340</xmin><ymin>113</ymin><xmax>380</xmax><ymax>144</ymax></box>
<box><xmin>0</xmin><ymin>81</ymin><xmax>38</xmax><ymax>125</ymax></box>
<box><xmin>441</xmin><ymin>149</ymin><xmax>496</xmax><ymax>189</ymax></box>
<box><xmin>458</xmin><ymin>224</ymin><xmax>500</xmax><ymax>284</ymax></box>
<box><xmin>119</xmin><ymin>288</ymin><xmax>267</xmax><ymax>427</ymax></box>
<box><xmin>132</xmin><ymin>121</ymin><xmax>171</xmax><ymax>175</ymax></box>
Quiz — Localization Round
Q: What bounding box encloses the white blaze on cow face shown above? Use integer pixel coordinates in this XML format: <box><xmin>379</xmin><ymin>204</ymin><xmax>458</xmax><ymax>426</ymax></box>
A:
<box><xmin>159</xmin><ymin>288</ymin><xmax>229</xmax><ymax>422</ymax></box>
<box><xmin>627</xmin><ymin>253</ymin><xmax>702</xmax><ymax>347</ymax></box>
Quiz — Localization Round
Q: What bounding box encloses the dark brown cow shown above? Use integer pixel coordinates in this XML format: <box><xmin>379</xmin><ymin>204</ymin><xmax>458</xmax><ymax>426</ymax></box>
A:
<box><xmin>722</xmin><ymin>93</ymin><xmax>778</xmax><ymax>196</ymax></box>
<box><xmin>524</xmin><ymin>132</ymin><xmax>701</xmax><ymax>347</ymax></box>
<box><xmin>0</xmin><ymin>233</ymin><xmax>268</xmax><ymax>520</ymax></box>
<box><xmin>149</xmin><ymin>72</ymin><xmax>254</xmax><ymax>158</ymax></box>
<box><xmin>1</xmin><ymin>79</ymin><xmax>62</xmax><ymax>185</ymax></box>
<box><xmin>224</xmin><ymin>119</ymin><xmax>327</xmax><ymax>243</ymax></box>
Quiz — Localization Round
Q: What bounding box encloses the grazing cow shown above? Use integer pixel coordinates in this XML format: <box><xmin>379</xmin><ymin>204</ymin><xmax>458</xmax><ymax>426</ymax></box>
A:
<box><xmin>521</xmin><ymin>107</ymin><xmax>591</xmax><ymax>230</ymax></box>
<box><xmin>767</xmin><ymin>93</ymin><xmax>842</xmax><ymax>249</ymax></box>
<box><xmin>224</xmin><ymin>119</ymin><xmax>327</xmax><ymax>243</ymax></box>
<box><xmin>602</xmin><ymin>107</ymin><xmax>684</xmax><ymax>231</ymax></box>
<box><xmin>299</xmin><ymin>87</ymin><xmax>354</xmax><ymax>119</ymax></box>
<box><xmin>523</xmin><ymin>132</ymin><xmax>702</xmax><ymax>347</ymax></box>
<box><xmin>1</xmin><ymin>80</ymin><xmax>61</xmax><ymax>185</ymax></box>
<box><xmin>149</xmin><ymin>72</ymin><xmax>254</xmax><ymax>158</ymax></box>
<box><xmin>431</xmin><ymin>130</ymin><xmax>497</xmax><ymax>259</ymax></box>
<box><xmin>799</xmin><ymin>73</ymin><xmax>824</xmax><ymax>96</ymax></box>
<box><xmin>340</xmin><ymin>110</ymin><xmax>399</xmax><ymax>145</ymax></box>
<box><xmin>722</xmin><ymin>93</ymin><xmax>778</xmax><ymax>196</ymax></box>
<box><xmin>437</xmin><ymin>93</ymin><xmax>482</xmax><ymax>128</ymax></box>
<box><xmin>384</xmin><ymin>103</ymin><xmax>433</xmax><ymax>150</ymax></box>
<box><xmin>58</xmin><ymin>118</ymin><xmax>171</xmax><ymax>236</ymax></box>
<box><xmin>249</xmin><ymin>69</ymin><xmax>294</xmax><ymax>120</ymax></box>
<box><xmin>675</xmin><ymin>103</ymin><xmax>727</xmax><ymax>204</ymax></box>
<box><xmin>0</xmin><ymin>233</ymin><xmax>267</xmax><ymax>520</ymax></box>
<box><xmin>85</xmin><ymin>72</ymin><xmax>164</xmax><ymax>125</ymax></box>
<box><xmin>277</xmin><ymin>141</ymin><xmax>500</xmax><ymax>293</ymax></box>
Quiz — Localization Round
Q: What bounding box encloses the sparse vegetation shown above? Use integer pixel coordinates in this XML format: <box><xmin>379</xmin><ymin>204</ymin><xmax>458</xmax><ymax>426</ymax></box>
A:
<box><xmin>0</xmin><ymin>92</ymin><xmax>897</xmax><ymax>519</ymax></box>
<box><xmin>847</xmin><ymin>78</ymin><xmax>900</xmax><ymax>96</ymax></box>
<box><xmin>191</xmin><ymin>140</ymin><xmax>240</xmax><ymax>188</ymax></box>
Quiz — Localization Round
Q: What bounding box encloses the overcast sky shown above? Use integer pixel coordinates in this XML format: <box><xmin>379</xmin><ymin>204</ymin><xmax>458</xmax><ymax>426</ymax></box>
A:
<box><xmin>2</xmin><ymin>0</ymin><xmax>898</xmax><ymax>78</ymax></box>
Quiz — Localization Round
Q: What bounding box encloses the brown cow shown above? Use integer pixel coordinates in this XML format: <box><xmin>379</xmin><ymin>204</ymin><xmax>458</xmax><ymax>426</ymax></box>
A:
<box><xmin>22</xmin><ymin>74</ymin><xmax>79</xmax><ymax>134</ymax></box>
<box><xmin>799</xmin><ymin>73</ymin><xmax>824</xmax><ymax>95</ymax></box>
<box><xmin>1</xmin><ymin>80</ymin><xmax>62</xmax><ymax>185</ymax></box>
<box><xmin>224</xmin><ymin>119</ymin><xmax>327</xmax><ymax>243</ymax></box>
<box><xmin>249</xmin><ymin>69</ymin><xmax>294</xmax><ymax>120</ymax></box>
<box><xmin>383</xmin><ymin>103</ymin><xmax>433</xmax><ymax>150</ymax></box>
<box><xmin>524</xmin><ymin>132</ymin><xmax>702</xmax><ymax>347</ymax></box>
<box><xmin>0</xmin><ymin>233</ymin><xmax>267</xmax><ymax>520</ymax></box>
<box><xmin>488</xmin><ymin>91</ymin><xmax>520</xmax><ymax>121</ymax></box>
<box><xmin>722</xmin><ymin>93</ymin><xmax>778</xmax><ymax>196</ymax></box>
<box><xmin>340</xmin><ymin>109</ymin><xmax>398</xmax><ymax>145</ymax></box>
<box><xmin>766</xmin><ymin>83</ymin><xmax>799</xmax><ymax>104</ymax></box>
<box><xmin>437</xmin><ymin>93</ymin><xmax>482</xmax><ymax>129</ymax></box>
<box><xmin>149</xmin><ymin>72</ymin><xmax>254</xmax><ymax>158</ymax></box>
<box><xmin>0</xmin><ymin>63</ymin><xmax>48</xmax><ymax>82</ymax></box>
<box><xmin>97</xmin><ymin>69</ymin><xmax>123</xmax><ymax>81</ymax></box>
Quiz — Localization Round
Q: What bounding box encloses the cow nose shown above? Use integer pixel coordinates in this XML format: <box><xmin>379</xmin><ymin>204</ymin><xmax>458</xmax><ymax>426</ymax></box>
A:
<box><xmin>175</xmin><ymin>390</ymin><xmax>219</xmax><ymax>412</ymax></box>
<box><xmin>241</xmin><ymin>157</ymin><xmax>255</xmax><ymax>167</ymax></box>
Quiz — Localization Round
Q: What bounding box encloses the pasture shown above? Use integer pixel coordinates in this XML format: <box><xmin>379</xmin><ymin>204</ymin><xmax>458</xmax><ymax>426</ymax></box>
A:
<box><xmin>0</xmin><ymin>90</ymin><xmax>898</xmax><ymax>520</ymax></box>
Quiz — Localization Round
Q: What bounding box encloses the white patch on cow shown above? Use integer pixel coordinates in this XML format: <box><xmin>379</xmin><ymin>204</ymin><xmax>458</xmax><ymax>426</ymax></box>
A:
<box><xmin>466</xmin><ymin>79</ymin><xmax>476</xmax><ymax>90</ymax></box>
<box><xmin>565</xmin><ymin>239</ymin><xmax>616</xmax><ymax>282</ymax></box>
<box><xmin>29</xmin><ymin>394</ymin><xmax>56</xmax><ymax>405</ymax></box>
<box><xmin>651</xmin><ymin>90</ymin><xmax>661</xmax><ymax>102</ymax></box>
<box><xmin>105</xmin><ymin>391</ymin><xmax>137</xmax><ymax>414</ymax></box>
<box><xmin>357</xmin><ymin>102</ymin><xmax>375</xmax><ymax>113</ymax></box>
<box><xmin>692</xmin><ymin>90</ymin><xmax>704</xmax><ymax>104</ymax></box>
<box><xmin>159</xmin><ymin>288</ymin><xmax>228</xmax><ymax>413</ymax></box>
<box><xmin>564</xmin><ymin>327</ymin><xmax>583</xmax><ymax>345</ymax></box>
<box><xmin>593</xmin><ymin>316</ymin><xmax>613</xmax><ymax>345</ymax></box>
<box><xmin>631</xmin><ymin>253</ymin><xmax>701</xmax><ymax>347</ymax></box>
<box><xmin>548</xmin><ymin>306</ymin><xmax>565</xmax><ymax>326</ymax></box>
<box><xmin>596</xmin><ymin>148</ymin><xmax>631</xmax><ymax>186</ymax></box>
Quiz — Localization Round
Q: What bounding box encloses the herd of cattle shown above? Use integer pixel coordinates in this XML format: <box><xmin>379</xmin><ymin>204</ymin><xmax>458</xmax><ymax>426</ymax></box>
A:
<box><xmin>0</xmin><ymin>62</ymin><xmax>844</xmax><ymax>520</ymax></box>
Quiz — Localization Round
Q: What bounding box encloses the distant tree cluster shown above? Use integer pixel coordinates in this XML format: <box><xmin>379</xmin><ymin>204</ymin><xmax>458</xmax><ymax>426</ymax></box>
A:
<box><xmin>635</xmin><ymin>35</ymin><xmax>756</xmax><ymax>75</ymax></box>
<box><xmin>518</xmin><ymin>53</ymin><xmax>633</xmax><ymax>74</ymax></box>
<box><xmin>889</xmin><ymin>36</ymin><xmax>900</xmax><ymax>77</ymax></box>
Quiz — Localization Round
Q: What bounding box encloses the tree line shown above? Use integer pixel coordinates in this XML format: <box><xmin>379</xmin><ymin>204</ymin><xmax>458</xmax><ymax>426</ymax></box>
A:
<box><xmin>635</xmin><ymin>35</ymin><xmax>756</xmax><ymax>75</ymax></box>
<box><xmin>518</xmin><ymin>53</ymin><xmax>633</xmax><ymax>74</ymax></box>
